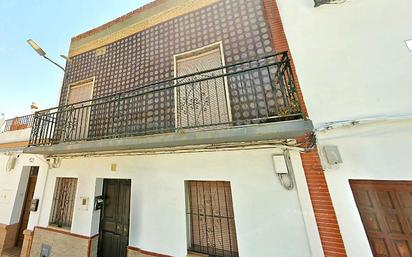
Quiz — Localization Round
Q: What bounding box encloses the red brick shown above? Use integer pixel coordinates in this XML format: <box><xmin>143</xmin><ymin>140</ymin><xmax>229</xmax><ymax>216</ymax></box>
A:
<box><xmin>262</xmin><ymin>1</ymin><xmax>347</xmax><ymax>256</ymax></box>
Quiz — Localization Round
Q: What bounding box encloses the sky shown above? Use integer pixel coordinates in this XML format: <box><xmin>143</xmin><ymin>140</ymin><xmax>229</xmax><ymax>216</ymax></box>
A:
<box><xmin>0</xmin><ymin>0</ymin><xmax>153</xmax><ymax>119</ymax></box>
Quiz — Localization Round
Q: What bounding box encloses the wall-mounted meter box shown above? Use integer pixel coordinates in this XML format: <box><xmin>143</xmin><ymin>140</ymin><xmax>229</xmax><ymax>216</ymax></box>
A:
<box><xmin>323</xmin><ymin>145</ymin><xmax>343</xmax><ymax>165</ymax></box>
<box><xmin>272</xmin><ymin>155</ymin><xmax>288</xmax><ymax>174</ymax></box>
<box><xmin>30</xmin><ymin>199</ymin><xmax>39</xmax><ymax>212</ymax></box>
<box><xmin>94</xmin><ymin>196</ymin><xmax>104</xmax><ymax>211</ymax></box>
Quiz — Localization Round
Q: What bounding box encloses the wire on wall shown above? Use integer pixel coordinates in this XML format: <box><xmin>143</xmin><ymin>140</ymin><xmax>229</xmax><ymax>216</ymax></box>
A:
<box><xmin>314</xmin><ymin>0</ymin><xmax>347</xmax><ymax>7</ymax></box>
<box><xmin>277</xmin><ymin>150</ymin><xmax>295</xmax><ymax>190</ymax></box>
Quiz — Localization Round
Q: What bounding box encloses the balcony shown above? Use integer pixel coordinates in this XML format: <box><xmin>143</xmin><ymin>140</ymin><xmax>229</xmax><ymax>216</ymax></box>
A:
<box><xmin>27</xmin><ymin>52</ymin><xmax>312</xmax><ymax>154</ymax></box>
<box><xmin>2</xmin><ymin>114</ymin><xmax>34</xmax><ymax>133</ymax></box>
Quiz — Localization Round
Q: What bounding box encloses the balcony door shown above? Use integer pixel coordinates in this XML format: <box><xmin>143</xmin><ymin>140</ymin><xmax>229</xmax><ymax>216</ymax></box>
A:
<box><xmin>62</xmin><ymin>79</ymin><xmax>94</xmax><ymax>141</ymax></box>
<box><xmin>175</xmin><ymin>43</ymin><xmax>231</xmax><ymax>129</ymax></box>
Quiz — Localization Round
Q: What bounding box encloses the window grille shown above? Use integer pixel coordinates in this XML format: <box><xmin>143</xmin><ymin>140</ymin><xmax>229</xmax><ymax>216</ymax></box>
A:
<box><xmin>50</xmin><ymin>178</ymin><xmax>77</xmax><ymax>228</ymax></box>
<box><xmin>186</xmin><ymin>181</ymin><xmax>239</xmax><ymax>257</ymax></box>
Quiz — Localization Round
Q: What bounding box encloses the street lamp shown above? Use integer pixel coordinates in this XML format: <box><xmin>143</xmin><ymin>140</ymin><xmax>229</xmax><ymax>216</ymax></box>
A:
<box><xmin>27</xmin><ymin>39</ymin><xmax>65</xmax><ymax>71</ymax></box>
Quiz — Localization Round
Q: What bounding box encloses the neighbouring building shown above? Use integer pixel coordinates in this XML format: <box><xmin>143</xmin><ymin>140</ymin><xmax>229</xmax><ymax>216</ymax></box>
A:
<box><xmin>0</xmin><ymin>1</ymin><xmax>359</xmax><ymax>257</ymax></box>
<box><xmin>0</xmin><ymin>111</ymin><xmax>49</xmax><ymax>257</ymax></box>
<box><xmin>276</xmin><ymin>0</ymin><xmax>412</xmax><ymax>257</ymax></box>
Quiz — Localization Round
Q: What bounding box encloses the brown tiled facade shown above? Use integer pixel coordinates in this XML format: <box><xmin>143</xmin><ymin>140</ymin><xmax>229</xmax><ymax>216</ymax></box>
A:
<box><xmin>58</xmin><ymin>0</ymin><xmax>291</xmax><ymax>139</ymax></box>
<box><xmin>63</xmin><ymin>0</ymin><xmax>273</xmax><ymax>100</ymax></box>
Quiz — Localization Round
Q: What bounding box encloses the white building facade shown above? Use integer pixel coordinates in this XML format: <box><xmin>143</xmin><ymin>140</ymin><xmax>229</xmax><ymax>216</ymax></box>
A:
<box><xmin>0</xmin><ymin>114</ymin><xmax>49</xmax><ymax>256</ymax></box>
<box><xmin>277</xmin><ymin>0</ymin><xmax>412</xmax><ymax>256</ymax></box>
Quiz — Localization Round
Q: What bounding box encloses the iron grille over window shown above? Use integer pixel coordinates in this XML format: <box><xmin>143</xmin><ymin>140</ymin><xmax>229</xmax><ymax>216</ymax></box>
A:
<box><xmin>50</xmin><ymin>178</ymin><xmax>77</xmax><ymax>228</ymax></box>
<box><xmin>186</xmin><ymin>181</ymin><xmax>239</xmax><ymax>257</ymax></box>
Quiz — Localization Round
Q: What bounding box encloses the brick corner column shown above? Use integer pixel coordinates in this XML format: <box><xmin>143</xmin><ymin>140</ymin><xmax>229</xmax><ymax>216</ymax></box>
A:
<box><xmin>262</xmin><ymin>1</ymin><xmax>348</xmax><ymax>256</ymax></box>
<box><xmin>21</xmin><ymin>229</ymin><xmax>34</xmax><ymax>257</ymax></box>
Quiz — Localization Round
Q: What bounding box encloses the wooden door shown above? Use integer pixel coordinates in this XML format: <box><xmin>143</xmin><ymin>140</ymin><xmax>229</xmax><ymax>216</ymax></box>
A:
<box><xmin>17</xmin><ymin>167</ymin><xmax>38</xmax><ymax>246</ymax></box>
<box><xmin>175</xmin><ymin>47</ymin><xmax>230</xmax><ymax>128</ymax></box>
<box><xmin>98</xmin><ymin>179</ymin><xmax>131</xmax><ymax>257</ymax></box>
<box><xmin>350</xmin><ymin>180</ymin><xmax>412</xmax><ymax>257</ymax></box>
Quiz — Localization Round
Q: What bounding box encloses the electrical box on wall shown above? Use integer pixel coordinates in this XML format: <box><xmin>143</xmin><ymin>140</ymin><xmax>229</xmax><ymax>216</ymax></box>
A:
<box><xmin>323</xmin><ymin>145</ymin><xmax>343</xmax><ymax>165</ymax></box>
<box><xmin>79</xmin><ymin>197</ymin><xmax>89</xmax><ymax>211</ymax></box>
<box><xmin>30</xmin><ymin>199</ymin><xmax>39</xmax><ymax>212</ymax></box>
<box><xmin>6</xmin><ymin>155</ymin><xmax>17</xmax><ymax>172</ymax></box>
<box><xmin>272</xmin><ymin>155</ymin><xmax>288</xmax><ymax>174</ymax></box>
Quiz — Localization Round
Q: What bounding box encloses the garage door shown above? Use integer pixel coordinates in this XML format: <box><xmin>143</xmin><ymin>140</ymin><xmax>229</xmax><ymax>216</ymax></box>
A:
<box><xmin>350</xmin><ymin>180</ymin><xmax>412</xmax><ymax>257</ymax></box>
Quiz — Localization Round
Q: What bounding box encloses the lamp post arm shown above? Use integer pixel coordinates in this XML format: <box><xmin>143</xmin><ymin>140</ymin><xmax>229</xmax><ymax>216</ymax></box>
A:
<box><xmin>43</xmin><ymin>55</ymin><xmax>65</xmax><ymax>71</ymax></box>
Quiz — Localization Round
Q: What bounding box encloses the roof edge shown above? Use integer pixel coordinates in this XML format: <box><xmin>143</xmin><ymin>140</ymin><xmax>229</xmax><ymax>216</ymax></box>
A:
<box><xmin>71</xmin><ymin>0</ymin><xmax>165</xmax><ymax>42</ymax></box>
<box><xmin>68</xmin><ymin>0</ymin><xmax>220</xmax><ymax>57</ymax></box>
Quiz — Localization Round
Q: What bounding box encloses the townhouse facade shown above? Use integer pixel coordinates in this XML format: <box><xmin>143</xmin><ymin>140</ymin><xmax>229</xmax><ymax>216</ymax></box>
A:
<box><xmin>276</xmin><ymin>0</ymin><xmax>412</xmax><ymax>257</ymax></box>
<box><xmin>7</xmin><ymin>0</ymin><xmax>406</xmax><ymax>257</ymax></box>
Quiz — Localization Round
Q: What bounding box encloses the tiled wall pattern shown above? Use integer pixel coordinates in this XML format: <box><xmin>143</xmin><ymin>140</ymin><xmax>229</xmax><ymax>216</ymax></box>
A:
<box><xmin>58</xmin><ymin>0</ymin><xmax>292</xmax><ymax>138</ymax></box>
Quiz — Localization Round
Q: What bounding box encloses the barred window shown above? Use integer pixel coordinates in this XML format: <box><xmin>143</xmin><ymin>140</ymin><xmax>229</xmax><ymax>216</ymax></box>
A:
<box><xmin>50</xmin><ymin>178</ymin><xmax>78</xmax><ymax>228</ymax></box>
<box><xmin>186</xmin><ymin>181</ymin><xmax>239</xmax><ymax>257</ymax></box>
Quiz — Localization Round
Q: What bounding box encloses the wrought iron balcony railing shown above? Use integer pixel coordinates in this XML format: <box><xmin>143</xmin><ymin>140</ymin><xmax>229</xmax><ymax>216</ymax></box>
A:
<box><xmin>2</xmin><ymin>114</ymin><xmax>34</xmax><ymax>132</ymax></box>
<box><xmin>29</xmin><ymin>52</ymin><xmax>303</xmax><ymax>147</ymax></box>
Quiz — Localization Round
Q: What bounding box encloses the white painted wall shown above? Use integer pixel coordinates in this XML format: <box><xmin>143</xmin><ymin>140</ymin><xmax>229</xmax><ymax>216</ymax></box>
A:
<box><xmin>35</xmin><ymin>149</ymin><xmax>317</xmax><ymax>257</ymax></box>
<box><xmin>0</xmin><ymin>153</ymin><xmax>25</xmax><ymax>224</ymax></box>
<box><xmin>0</xmin><ymin>128</ymin><xmax>31</xmax><ymax>144</ymax></box>
<box><xmin>276</xmin><ymin>0</ymin><xmax>412</xmax><ymax>127</ymax></box>
<box><xmin>276</xmin><ymin>1</ymin><xmax>412</xmax><ymax>256</ymax></box>
<box><xmin>316</xmin><ymin>119</ymin><xmax>412</xmax><ymax>257</ymax></box>
<box><xmin>0</xmin><ymin>153</ymin><xmax>49</xmax><ymax>226</ymax></box>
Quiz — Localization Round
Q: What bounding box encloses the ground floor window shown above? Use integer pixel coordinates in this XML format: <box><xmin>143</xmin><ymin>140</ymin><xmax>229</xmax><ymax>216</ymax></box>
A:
<box><xmin>49</xmin><ymin>177</ymin><xmax>77</xmax><ymax>228</ymax></box>
<box><xmin>186</xmin><ymin>181</ymin><xmax>239</xmax><ymax>257</ymax></box>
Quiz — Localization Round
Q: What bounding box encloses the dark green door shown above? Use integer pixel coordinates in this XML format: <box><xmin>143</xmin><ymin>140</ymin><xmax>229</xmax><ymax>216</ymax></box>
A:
<box><xmin>98</xmin><ymin>179</ymin><xmax>131</xmax><ymax>257</ymax></box>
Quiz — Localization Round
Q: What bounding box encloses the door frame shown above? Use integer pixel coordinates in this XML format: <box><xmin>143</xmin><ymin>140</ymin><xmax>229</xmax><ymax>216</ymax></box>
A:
<box><xmin>62</xmin><ymin>77</ymin><xmax>95</xmax><ymax>141</ymax></box>
<box><xmin>173</xmin><ymin>41</ymin><xmax>233</xmax><ymax>128</ymax></box>
<box><xmin>16</xmin><ymin>166</ymin><xmax>39</xmax><ymax>246</ymax></box>
<box><xmin>97</xmin><ymin>178</ymin><xmax>131</xmax><ymax>257</ymax></box>
<box><xmin>64</xmin><ymin>77</ymin><xmax>96</xmax><ymax>106</ymax></box>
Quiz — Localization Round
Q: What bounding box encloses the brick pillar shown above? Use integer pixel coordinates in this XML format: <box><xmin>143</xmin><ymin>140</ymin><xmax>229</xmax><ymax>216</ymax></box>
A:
<box><xmin>0</xmin><ymin>223</ymin><xmax>19</xmax><ymax>254</ymax></box>
<box><xmin>20</xmin><ymin>230</ymin><xmax>33</xmax><ymax>257</ymax></box>
<box><xmin>262</xmin><ymin>1</ymin><xmax>348</xmax><ymax>256</ymax></box>
<box><xmin>301</xmin><ymin>149</ymin><xmax>347</xmax><ymax>256</ymax></box>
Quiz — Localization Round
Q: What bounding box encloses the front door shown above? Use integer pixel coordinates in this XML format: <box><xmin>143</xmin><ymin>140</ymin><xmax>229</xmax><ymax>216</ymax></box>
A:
<box><xmin>350</xmin><ymin>180</ymin><xmax>412</xmax><ymax>257</ymax></box>
<box><xmin>17</xmin><ymin>167</ymin><xmax>38</xmax><ymax>246</ymax></box>
<box><xmin>98</xmin><ymin>179</ymin><xmax>131</xmax><ymax>257</ymax></box>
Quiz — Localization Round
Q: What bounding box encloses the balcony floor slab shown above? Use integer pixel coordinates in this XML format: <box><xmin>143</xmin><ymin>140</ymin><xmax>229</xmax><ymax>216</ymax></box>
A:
<box><xmin>24</xmin><ymin>119</ymin><xmax>313</xmax><ymax>156</ymax></box>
